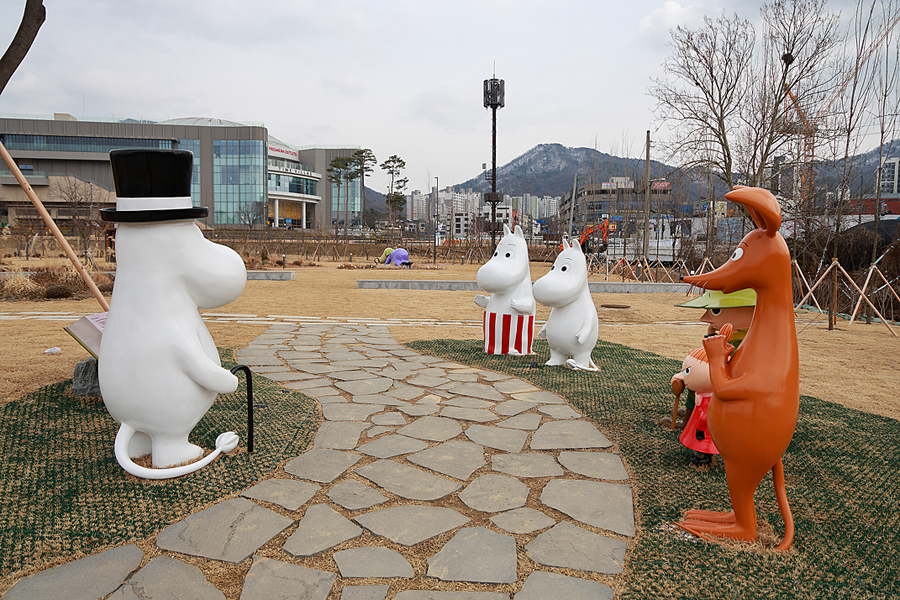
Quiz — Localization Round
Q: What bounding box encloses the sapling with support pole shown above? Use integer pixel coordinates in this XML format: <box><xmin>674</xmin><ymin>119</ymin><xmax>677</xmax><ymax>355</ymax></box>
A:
<box><xmin>0</xmin><ymin>140</ymin><xmax>110</xmax><ymax>312</ymax></box>
<box><xmin>848</xmin><ymin>244</ymin><xmax>900</xmax><ymax>326</ymax></box>
<box><xmin>796</xmin><ymin>258</ymin><xmax>897</xmax><ymax>336</ymax></box>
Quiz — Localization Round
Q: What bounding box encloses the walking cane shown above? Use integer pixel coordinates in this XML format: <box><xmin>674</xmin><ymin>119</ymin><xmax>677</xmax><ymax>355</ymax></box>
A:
<box><xmin>230</xmin><ymin>365</ymin><xmax>254</xmax><ymax>453</ymax></box>
<box><xmin>670</xmin><ymin>379</ymin><xmax>685</xmax><ymax>431</ymax></box>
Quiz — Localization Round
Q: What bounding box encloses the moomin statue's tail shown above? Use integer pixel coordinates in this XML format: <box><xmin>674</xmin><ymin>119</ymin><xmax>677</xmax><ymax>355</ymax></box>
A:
<box><xmin>113</xmin><ymin>423</ymin><xmax>239</xmax><ymax>480</ymax></box>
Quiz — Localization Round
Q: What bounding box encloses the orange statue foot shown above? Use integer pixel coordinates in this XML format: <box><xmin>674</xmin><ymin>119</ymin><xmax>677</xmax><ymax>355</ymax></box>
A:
<box><xmin>676</xmin><ymin>520</ymin><xmax>757</xmax><ymax>544</ymax></box>
<box><xmin>682</xmin><ymin>510</ymin><xmax>735</xmax><ymax>524</ymax></box>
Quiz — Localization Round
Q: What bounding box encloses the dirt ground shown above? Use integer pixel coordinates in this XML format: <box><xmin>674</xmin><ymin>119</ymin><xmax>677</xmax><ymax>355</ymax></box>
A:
<box><xmin>2</xmin><ymin>258</ymin><xmax>899</xmax><ymax>421</ymax></box>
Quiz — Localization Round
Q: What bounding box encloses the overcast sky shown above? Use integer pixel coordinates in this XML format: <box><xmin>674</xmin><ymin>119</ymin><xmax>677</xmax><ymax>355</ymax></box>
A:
<box><xmin>0</xmin><ymin>0</ymin><xmax>864</xmax><ymax>194</ymax></box>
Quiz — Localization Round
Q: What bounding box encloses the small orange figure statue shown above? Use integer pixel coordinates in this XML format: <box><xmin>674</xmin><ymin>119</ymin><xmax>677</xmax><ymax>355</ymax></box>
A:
<box><xmin>671</xmin><ymin>325</ymin><xmax>732</xmax><ymax>466</ymax></box>
<box><xmin>680</xmin><ymin>186</ymin><xmax>799</xmax><ymax>551</ymax></box>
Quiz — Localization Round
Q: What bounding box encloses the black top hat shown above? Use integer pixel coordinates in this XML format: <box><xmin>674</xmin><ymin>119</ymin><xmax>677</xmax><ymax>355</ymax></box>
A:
<box><xmin>100</xmin><ymin>149</ymin><xmax>208</xmax><ymax>223</ymax></box>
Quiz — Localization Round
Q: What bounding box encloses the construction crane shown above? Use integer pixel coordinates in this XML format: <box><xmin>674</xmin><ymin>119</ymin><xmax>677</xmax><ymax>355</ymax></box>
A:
<box><xmin>561</xmin><ymin>218</ymin><xmax>609</xmax><ymax>255</ymax></box>
<box><xmin>782</xmin><ymin>11</ymin><xmax>900</xmax><ymax>208</ymax></box>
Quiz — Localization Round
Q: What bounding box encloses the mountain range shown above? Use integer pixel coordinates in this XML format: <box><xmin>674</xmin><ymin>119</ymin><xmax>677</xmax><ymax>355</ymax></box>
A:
<box><xmin>363</xmin><ymin>140</ymin><xmax>899</xmax><ymax>216</ymax></box>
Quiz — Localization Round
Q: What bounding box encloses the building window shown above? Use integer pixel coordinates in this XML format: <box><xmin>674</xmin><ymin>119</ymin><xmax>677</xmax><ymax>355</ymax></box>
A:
<box><xmin>178</xmin><ymin>139</ymin><xmax>201</xmax><ymax>207</ymax></box>
<box><xmin>0</xmin><ymin>133</ymin><xmax>172</xmax><ymax>153</ymax></box>
<box><xmin>213</xmin><ymin>139</ymin><xmax>266</xmax><ymax>225</ymax></box>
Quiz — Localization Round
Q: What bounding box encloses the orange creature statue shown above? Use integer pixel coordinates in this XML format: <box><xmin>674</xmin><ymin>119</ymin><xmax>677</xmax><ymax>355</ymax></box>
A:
<box><xmin>679</xmin><ymin>186</ymin><xmax>799</xmax><ymax>551</ymax></box>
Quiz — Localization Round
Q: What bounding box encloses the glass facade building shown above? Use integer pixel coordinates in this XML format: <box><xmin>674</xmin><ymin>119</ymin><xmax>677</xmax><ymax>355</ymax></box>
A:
<box><xmin>212</xmin><ymin>139</ymin><xmax>267</xmax><ymax>225</ymax></box>
<box><xmin>178</xmin><ymin>138</ymin><xmax>201</xmax><ymax>207</ymax></box>
<box><xmin>0</xmin><ymin>115</ymin><xmax>365</xmax><ymax>230</ymax></box>
<box><xmin>330</xmin><ymin>179</ymin><xmax>361</xmax><ymax>225</ymax></box>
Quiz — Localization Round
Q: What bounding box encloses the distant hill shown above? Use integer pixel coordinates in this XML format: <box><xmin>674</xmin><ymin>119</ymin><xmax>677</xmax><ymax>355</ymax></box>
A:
<box><xmin>453</xmin><ymin>143</ymin><xmax>672</xmax><ymax>198</ymax></box>
<box><xmin>363</xmin><ymin>187</ymin><xmax>388</xmax><ymax>214</ymax></box>
<box><xmin>448</xmin><ymin>140</ymin><xmax>900</xmax><ymax>201</ymax></box>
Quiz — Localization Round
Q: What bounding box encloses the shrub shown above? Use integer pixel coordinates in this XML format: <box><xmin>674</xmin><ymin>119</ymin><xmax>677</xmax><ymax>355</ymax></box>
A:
<box><xmin>0</xmin><ymin>271</ymin><xmax>43</xmax><ymax>300</ymax></box>
<box><xmin>44</xmin><ymin>284</ymin><xmax>75</xmax><ymax>299</ymax></box>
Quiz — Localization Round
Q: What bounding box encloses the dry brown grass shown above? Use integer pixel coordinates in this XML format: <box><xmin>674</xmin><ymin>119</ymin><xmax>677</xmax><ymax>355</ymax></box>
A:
<box><xmin>2</xmin><ymin>257</ymin><xmax>899</xmax><ymax>422</ymax></box>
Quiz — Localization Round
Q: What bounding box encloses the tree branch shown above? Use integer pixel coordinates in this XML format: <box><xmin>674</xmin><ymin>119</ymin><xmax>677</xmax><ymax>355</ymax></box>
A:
<box><xmin>0</xmin><ymin>0</ymin><xmax>46</xmax><ymax>96</ymax></box>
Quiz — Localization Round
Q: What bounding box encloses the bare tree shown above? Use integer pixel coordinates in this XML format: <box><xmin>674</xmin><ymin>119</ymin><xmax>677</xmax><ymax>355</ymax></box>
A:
<box><xmin>737</xmin><ymin>0</ymin><xmax>841</xmax><ymax>189</ymax></box>
<box><xmin>0</xmin><ymin>0</ymin><xmax>45</xmax><ymax>95</ymax></box>
<box><xmin>650</xmin><ymin>12</ymin><xmax>755</xmax><ymax>191</ymax></box>
<box><xmin>650</xmin><ymin>0</ymin><xmax>841</xmax><ymax>196</ymax></box>
<box><xmin>50</xmin><ymin>175</ymin><xmax>110</xmax><ymax>253</ymax></box>
<box><xmin>870</xmin><ymin>0</ymin><xmax>900</xmax><ymax>263</ymax></box>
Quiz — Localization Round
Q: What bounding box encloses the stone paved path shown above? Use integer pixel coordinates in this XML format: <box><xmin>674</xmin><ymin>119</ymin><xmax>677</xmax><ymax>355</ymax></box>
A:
<box><xmin>6</xmin><ymin>322</ymin><xmax>633</xmax><ymax>600</ymax></box>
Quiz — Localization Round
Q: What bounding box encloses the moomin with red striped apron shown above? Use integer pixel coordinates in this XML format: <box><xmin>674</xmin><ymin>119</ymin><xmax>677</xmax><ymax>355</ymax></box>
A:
<box><xmin>483</xmin><ymin>312</ymin><xmax>535</xmax><ymax>355</ymax></box>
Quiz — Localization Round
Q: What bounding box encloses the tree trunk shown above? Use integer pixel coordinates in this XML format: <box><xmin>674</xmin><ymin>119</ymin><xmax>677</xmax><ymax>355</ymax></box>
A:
<box><xmin>0</xmin><ymin>0</ymin><xmax>46</xmax><ymax>95</ymax></box>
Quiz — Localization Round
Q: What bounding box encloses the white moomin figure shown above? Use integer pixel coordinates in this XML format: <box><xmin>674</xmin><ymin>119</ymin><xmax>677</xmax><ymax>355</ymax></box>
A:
<box><xmin>98</xmin><ymin>149</ymin><xmax>246</xmax><ymax>479</ymax></box>
<box><xmin>532</xmin><ymin>237</ymin><xmax>599</xmax><ymax>371</ymax></box>
<box><xmin>474</xmin><ymin>224</ymin><xmax>536</xmax><ymax>355</ymax></box>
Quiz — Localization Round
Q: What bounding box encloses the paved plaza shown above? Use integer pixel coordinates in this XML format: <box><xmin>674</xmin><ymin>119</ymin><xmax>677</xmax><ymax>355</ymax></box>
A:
<box><xmin>6</xmin><ymin>321</ymin><xmax>634</xmax><ymax>599</ymax></box>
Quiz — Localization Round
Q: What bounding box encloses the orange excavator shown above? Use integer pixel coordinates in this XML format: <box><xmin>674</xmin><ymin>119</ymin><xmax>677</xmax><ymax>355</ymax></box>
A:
<box><xmin>562</xmin><ymin>219</ymin><xmax>609</xmax><ymax>254</ymax></box>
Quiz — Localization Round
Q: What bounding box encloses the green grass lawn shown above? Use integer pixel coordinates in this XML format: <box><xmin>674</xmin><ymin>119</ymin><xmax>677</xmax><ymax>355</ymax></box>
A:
<box><xmin>409</xmin><ymin>338</ymin><xmax>900</xmax><ymax>600</ymax></box>
<box><xmin>0</xmin><ymin>349</ymin><xmax>319</xmax><ymax>579</ymax></box>
<box><xmin>1</xmin><ymin>339</ymin><xmax>897</xmax><ymax>599</ymax></box>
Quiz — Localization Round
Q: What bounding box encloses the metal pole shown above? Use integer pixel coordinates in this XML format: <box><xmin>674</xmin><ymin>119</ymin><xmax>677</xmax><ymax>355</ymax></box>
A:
<box><xmin>491</xmin><ymin>105</ymin><xmax>498</xmax><ymax>250</ymax></box>
<box><xmin>433</xmin><ymin>176</ymin><xmax>438</xmax><ymax>264</ymax></box>
<box><xmin>0</xmin><ymin>140</ymin><xmax>110</xmax><ymax>312</ymax></box>
<box><xmin>642</xmin><ymin>130</ymin><xmax>651</xmax><ymax>260</ymax></box>
<box><xmin>567</xmin><ymin>173</ymin><xmax>577</xmax><ymax>239</ymax></box>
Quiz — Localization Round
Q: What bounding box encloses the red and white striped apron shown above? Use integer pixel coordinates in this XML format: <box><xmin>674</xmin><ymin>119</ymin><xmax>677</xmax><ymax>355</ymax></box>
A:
<box><xmin>483</xmin><ymin>312</ymin><xmax>535</xmax><ymax>355</ymax></box>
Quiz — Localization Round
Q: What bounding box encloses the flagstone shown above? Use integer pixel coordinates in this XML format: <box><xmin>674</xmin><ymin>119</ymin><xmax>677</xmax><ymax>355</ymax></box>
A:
<box><xmin>439</xmin><ymin>407</ymin><xmax>499</xmax><ymax>423</ymax></box>
<box><xmin>354</xmin><ymin>505</ymin><xmax>470</xmax><ymax>546</ymax></box>
<box><xmin>313</xmin><ymin>421</ymin><xmax>371</xmax><ymax>450</ymax></box>
<box><xmin>408</xmin><ymin>441</ymin><xmax>487</xmax><ymax>480</ymax></box>
<box><xmin>496</xmin><ymin>413</ymin><xmax>542</xmax><ymax>431</ymax></box>
<box><xmin>494</xmin><ymin>400</ymin><xmax>539</xmax><ymax>416</ymax></box>
<box><xmin>491</xmin><ymin>453</ymin><xmax>563</xmax><ymax>478</ymax></box>
<box><xmin>284</xmin><ymin>449</ymin><xmax>361</xmax><ymax>483</ymax></box>
<box><xmin>327</xmin><ymin>479</ymin><xmax>389</xmax><ymax>511</ymax></box>
<box><xmin>442</xmin><ymin>382</ymin><xmax>505</xmax><ymax>401</ymax></box>
<box><xmin>558</xmin><ymin>451</ymin><xmax>629</xmax><ymax>480</ymax></box>
<box><xmin>240</xmin><ymin>478</ymin><xmax>319</xmax><ymax>511</ymax></box>
<box><xmin>397</xmin><ymin>416</ymin><xmax>462</xmax><ymax>442</ymax></box>
<box><xmin>459</xmin><ymin>474</ymin><xmax>529</xmax><ymax>513</ymax></box>
<box><xmin>357</xmin><ymin>434</ymin><xmax>430</xmax><ymax>459</ymax></box>
<box><xmin>490</xmin><ymin>508</ymin><xmax>555</xmax><ymax>534</ymax></box>
<box><xmin>540</xmin><ymin>479</ymin><xmax>634</xmax><ymax>536</ymax></box>
<box><xmin>525</xmin><ymin>522</ymin><xmax>626</xmax><ymax>574</ymax></box>
<box><xmin>336</xmin><ymin>377</ymin><xmax>394</xmax><ymax>395</ymax></box>
<box><xmin>465</xmin><ymin>424</ymin><xmax>528</xmax><ymax>453</ymax></box>
<box><xmin>156</xmin><ymin>498</ymin><xmax>293</xmax><ymax>563</ymax></box>
<box><xmin>107</xmin><ymin>556</ymin><xmax>223</xmax><ymax>600</ymax></box>
<box><xmin>352</xmin><ymin>393</ymin><xmax>410</xmax><ymax>406</ymax></box>
<box><xmin>372</xmin><ymin>412</ymin><xmax>407</xmax><ymax>426</ymax></box>
<box><xmin>426</xmin><ymin>527</ymin><xmax>517</xmax><ymax>584</ymax></box>
<box><xmin>529</xmin><ymin>421</ymin><xmax>612</xmax><ymax>450</ymax></box>
<box><xmin>355</xmin><ymin>460</ymin><xmax>461</xmax><ymax>501</ymax></box>
<box><xmin>3</xmin><ymin>544</ymin><xmax>144</xmax><ymax>600</ymax></box>
<box><xmin>538</xmin><ymin>405</ymin><xmax>582</xmax><ymax>419</ymax></box>
<box><xmin>240</xmin><ymin>556</ymin><xmax>336</xmax><ymax>600</ymax></box>
<box><xmin>511</xmin><ymin>391</ymin><xmax>567</xmax><ymax>404</ymax></box>
<box><xmin>323</xmin><ymin>404</ymin><xmax>385</xmax><ymax>421</ymax></box>
<box><xmin>283</xmin><ymin>504</ymin><xmax>362</xmax><ymax>557</ymax></box>
<box><xmin>515</xmin><ymin>571</ymin><xmax>614</xmax><ymax>600</ymax></box>
<box><xmin>492</xmin><ymin>379</ymin><xmax>538</xmax><ymax>394</ymax></box>
<box><xmin>334</xmin><ymin>547</ymin><xmax>414</xmax><ymax>579</ymax></box>
<box><xmin>442</xmin><ymin>396</ymin><xmax>495</xmax><ymax>409</ymax></box>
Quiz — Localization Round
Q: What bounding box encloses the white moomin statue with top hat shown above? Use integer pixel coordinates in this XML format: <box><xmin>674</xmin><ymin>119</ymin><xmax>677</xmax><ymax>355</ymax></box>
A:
<box><xmin>98</xmin><ymin>149</ymin><xmax>246</xmax><ymax>479</ymax></box>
